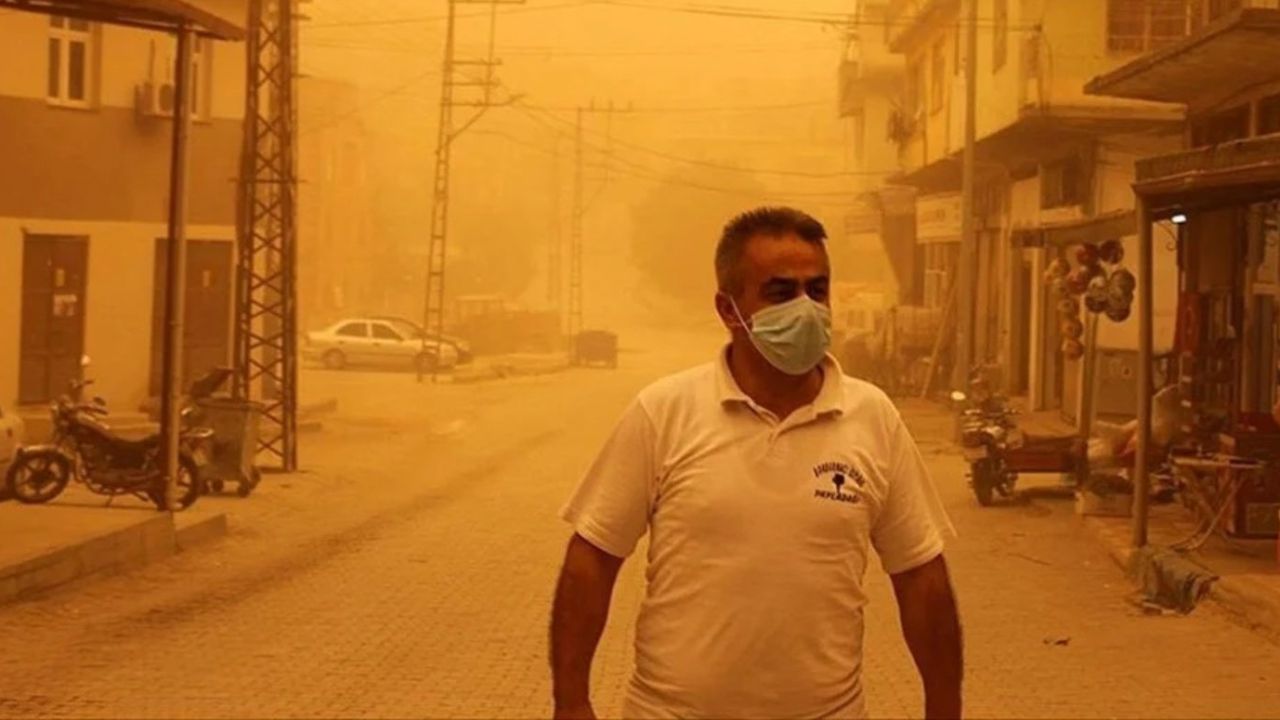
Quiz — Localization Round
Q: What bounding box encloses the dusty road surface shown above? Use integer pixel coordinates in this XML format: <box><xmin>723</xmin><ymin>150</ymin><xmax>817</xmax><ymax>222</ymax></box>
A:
<box><xmin>1</xmin><ymin>324</ymin><xmax>1277</xmax><ymax>719</ymax></box>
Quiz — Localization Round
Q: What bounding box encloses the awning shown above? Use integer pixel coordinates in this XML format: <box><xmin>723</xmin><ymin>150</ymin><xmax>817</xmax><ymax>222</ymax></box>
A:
<box><xmin>1085</xmin><ymin>8</ymin><xmax>1280</xmax><ymax>105</ymax></box>
<box><xmin>890</xmin><ymin>104</ymin><xmax>1183</xmax><ymax>193</ymax></box>
<box><xmin>1134</xmin><ymin>134</ymin><xmax>1280</xmax><ymax>217</ymax></box>
<box><xmin>0</xmin><ymin>0</ymin><xmax>245</xmax><ymax>39</ymax></box>
<box><xmin>1012</xmin><ymin>209</ymin><xmax>1137</xmax><ymax>248</ymax></box>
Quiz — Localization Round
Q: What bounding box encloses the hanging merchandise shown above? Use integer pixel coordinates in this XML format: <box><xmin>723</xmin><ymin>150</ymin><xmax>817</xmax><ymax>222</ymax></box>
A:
<box><xmin>1110</xmin><ymin>268</ymin><xmax>1137</xmax><ymax>295</ymax></box>
<box><xmin>1106</xmin><ymin>300</ymin><xmax>1132</xmax><ymax>323</ymax></box>
<box><xmin>1085</xmin><ymin>275</ymin><xmax>1110</xmax><ymax>313</ymax></box>
<box><xmin>1062</xmin><ymin>316</ymin><xmax>1085</xmax><ymax>340</ymax></box>
<box><xmin>1048</xmin><ymin>257</ymin><xmax>1070</xmax><ymax>279</ymax></box>
<box><xmin>1062</xmin><ymin>338</ymin><xmax>1085</xmax><ymax>360</ymax></box>
<box><xmin>1075</xmin><ymin>243</ymin><xmax>1101</xmax><ymax>268</ymax></box>
<box><xmin>1067</xmin><ymin>266</ymin><xmax>1094</xmax><ymax>295</ymax></box>
<box><xmin>1099</xmin><ymin>239</ymin><xmax>1126</xmax><ymax>265</ymax></box>
<box><xmin>1057</xmin><ymin>296</ymin><xmax>1080</xmax><ymax>317</ymax></box>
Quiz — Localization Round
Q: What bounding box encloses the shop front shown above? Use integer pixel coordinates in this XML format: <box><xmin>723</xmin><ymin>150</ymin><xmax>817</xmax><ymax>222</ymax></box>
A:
<box><xmin>1087</xmin><ymin>6</ymin><xmax>1280</xmax><ymax>546</ymax></box>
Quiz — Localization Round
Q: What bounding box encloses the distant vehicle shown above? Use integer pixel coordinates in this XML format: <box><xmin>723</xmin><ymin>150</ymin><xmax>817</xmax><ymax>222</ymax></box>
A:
<box><xmin>369</xmin><ymin>316</ymin><xmax>474</xmax><ymax>365</ymax></box>
<box><xmin>304</xmin><ymin>317</ymin><xmax>460</xmax><ymax>373</ymax></box>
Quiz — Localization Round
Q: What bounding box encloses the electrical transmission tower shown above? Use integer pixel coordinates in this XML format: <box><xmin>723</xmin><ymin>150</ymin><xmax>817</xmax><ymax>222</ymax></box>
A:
<box><xmin>236</xmin><ymin>0</ymin><xmax>301</xmax><ymax>472</ymax></box>
<box><xmin>419</xmin><ymin>0</ymin><xmax>524</xmax><ymax>382</ymax></box>
<box><xmin>566</xmin><ymin>101</ymin><xmax>618</xmax><ymax>360</ymax></box>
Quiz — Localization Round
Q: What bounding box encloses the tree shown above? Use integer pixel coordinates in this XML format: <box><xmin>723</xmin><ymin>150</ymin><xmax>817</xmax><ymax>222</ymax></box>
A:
<box><xmin>629</xmin><ymin>167</ymin><xmax>772</xmax><ymax>309</ymax></box>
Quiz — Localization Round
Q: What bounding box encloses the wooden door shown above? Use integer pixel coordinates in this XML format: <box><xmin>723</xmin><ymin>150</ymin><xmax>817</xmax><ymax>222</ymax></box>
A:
<box><xmin>150</xmin><ymin>239</ymin><xmax>234</xmax><ymax>395</ymax></box>
<box><xmin>19</xmin><ymin>235</ymin><xmax>88</xmax><ymax>405</ymax></box>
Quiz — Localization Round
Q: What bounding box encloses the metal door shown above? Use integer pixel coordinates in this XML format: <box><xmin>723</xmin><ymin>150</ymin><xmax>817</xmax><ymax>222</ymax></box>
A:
<box><xmin>19</xmin><ymin>235</ymin><xmax>88</xmax><ymax>405</ymax></box>
<box><xmin>150</xmin><ymin>239</ymin><xmax>234</xmax><ymax>395</ymax></box>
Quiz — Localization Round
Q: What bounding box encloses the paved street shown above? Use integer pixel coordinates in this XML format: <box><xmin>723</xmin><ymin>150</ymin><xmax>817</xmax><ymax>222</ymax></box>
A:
<box><xmin>1</xmin><ymin>325</ymin><xmax>1278</xmax><ymax>719</ymax></box>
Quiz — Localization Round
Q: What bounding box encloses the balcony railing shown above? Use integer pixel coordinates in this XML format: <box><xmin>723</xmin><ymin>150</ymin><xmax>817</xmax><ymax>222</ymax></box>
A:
<box><xmin>885</xmin><ymin>0</ymin><xmax>958</xmax><ymax>50</ymax></box>
<box><xmin>1136</xmin><ymin>133</ymin><xmax>1280</xmax><ymax>183</ymax></box>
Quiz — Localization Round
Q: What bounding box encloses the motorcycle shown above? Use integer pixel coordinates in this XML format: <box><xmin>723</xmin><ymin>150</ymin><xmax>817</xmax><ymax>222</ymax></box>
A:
<box><xmin>953</xmin><ymin>379</ymin><xmax>1084</xmax><ymax>506</ymax></box>
<box><xmin>4</xmin><ymin>375</ymin><xmax>214</xmax><ymax>511</ymax></box>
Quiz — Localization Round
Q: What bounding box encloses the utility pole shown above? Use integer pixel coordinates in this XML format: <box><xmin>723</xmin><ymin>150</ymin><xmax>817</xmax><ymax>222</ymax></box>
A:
<box><xmin>237</xmin><ymin>0</ymin><xmax>300</xmax><ymax>472</ymax></box>
<box><xmin>419</xmin><ymin>0</ymin><xmax>524</xmax><ymax>382</ymax></box>
<box><xmin>566</xmin><ymin>101</ymin><xmax>619</xmax><ymax>361</ymax></box>
<box><xmin>951</xmin><ymin>0</ymin><xmax>980</xmax><ymax>392</ymax></box>
<box><xmin>567</xmin><ymin>107</ymin><xmax>585</xmax><ymax>353</ymax></box>
<box><xmin>548</xmin><ymin>135</ymin><xmax>563</xmax><ymax>312</ymax></box>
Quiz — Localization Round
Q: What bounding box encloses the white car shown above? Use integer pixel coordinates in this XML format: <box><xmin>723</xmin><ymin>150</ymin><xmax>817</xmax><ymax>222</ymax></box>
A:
<box><xmin>304</xmin><ymin>317</ymin><xmax>460</xmax><ymax>373</ymax></box>
<box><xmin>0</xmin><ymin>403</ymin><xmax>25</xmax><ymax>492</ymax></box>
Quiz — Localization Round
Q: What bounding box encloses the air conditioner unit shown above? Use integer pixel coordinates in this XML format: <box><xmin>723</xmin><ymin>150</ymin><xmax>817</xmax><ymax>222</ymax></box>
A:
<box><xmin>135</xmin><ymin>81</ymin><xmax>176</xmax><ymax>118</ymax></box>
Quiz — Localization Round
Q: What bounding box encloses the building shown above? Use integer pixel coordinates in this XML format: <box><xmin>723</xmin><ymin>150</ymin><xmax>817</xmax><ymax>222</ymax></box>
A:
<box><xmin>874</xmin><ymin>0</ymin><xmax>1215</xmax><ymax>417</ymax></box>
<box><xmin>297</xmin><ymin>76</ymin><xmax>379</xmax><ymax>329</ymax></box>
<box><xmin>0</xmin><ymin>2</ymin><xmax>246</xmax><ymax>415</ymax></box>
<box><xmin>1085</xmin><ymin>1</ymin><xmax>1280</xmax><ymax>544</ymax></box>
<box><xmin>839</xmin><ymin>0</ymin><xmax>916</xmax><ymax>304</ymax></box>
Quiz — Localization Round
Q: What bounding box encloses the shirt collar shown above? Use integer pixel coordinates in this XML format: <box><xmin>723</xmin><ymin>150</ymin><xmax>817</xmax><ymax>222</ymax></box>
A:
<box><xmin>716</xmin><ymin>345</ymin><xmax>846</xmax><ymax>417</ymax></box>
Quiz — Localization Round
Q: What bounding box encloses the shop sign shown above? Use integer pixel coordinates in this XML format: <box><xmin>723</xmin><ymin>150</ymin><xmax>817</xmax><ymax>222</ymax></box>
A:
<box><xmin>917</xmin><ymin>192</ymin><xmax>961</xmax><ymax>244</ymax></box>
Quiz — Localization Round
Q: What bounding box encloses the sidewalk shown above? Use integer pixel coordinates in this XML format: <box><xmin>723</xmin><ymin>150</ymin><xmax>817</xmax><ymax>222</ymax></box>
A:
<box><xmin>905</xmin><ymin>396</ymin><xmax>1280</xmax><ymax>640</ymax></box>
<box><xmin>1083</xmin><ymin>502</ymin><xmax>1280</xmax><ymax>640</ymax></box>
<box><xmin>0</xmin><ymin>485</ymin><xmax>227</xmax><ymax>605</ymax></box>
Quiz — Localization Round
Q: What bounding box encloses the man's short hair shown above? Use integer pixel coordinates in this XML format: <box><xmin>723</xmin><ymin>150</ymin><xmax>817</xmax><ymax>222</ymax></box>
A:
<box><xmin>715</xmin><ymin>206</ymin><xmax>828</xmax><ymax>294</ymax></box>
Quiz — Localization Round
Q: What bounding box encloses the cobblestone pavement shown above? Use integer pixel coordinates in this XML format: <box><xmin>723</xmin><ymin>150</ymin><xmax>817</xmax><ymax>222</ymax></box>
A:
<box><xmin>1</xmin><ymin>330</ymin><xmax>1278</xmax><ymax>719</ymax></box>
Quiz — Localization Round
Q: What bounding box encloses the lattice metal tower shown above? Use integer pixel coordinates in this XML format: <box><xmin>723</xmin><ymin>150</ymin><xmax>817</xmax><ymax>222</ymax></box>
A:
<box><xmin>235</xmin><ymin>0</ymin><xmax>299</xmax><ymax>471</ymax></box>
<box><xmin>420</xmin><ymin>0</ymin><xmax>522</xmax><ymax>382</ymax></box>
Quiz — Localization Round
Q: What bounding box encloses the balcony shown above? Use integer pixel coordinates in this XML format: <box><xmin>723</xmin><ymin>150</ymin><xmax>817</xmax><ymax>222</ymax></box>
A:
<box><xmin>1086</xmin><ymin>7</ymin><xmax>1280</xmax><ymax>106</ymax></box>
<box><xmin>1134</xmin><ymin>133</ymin><xmax>1280</xmax><ymax>215</ymax></box>
<box><xmin>886</xmin><ymin>0</ymin><xmax>959</xmax><ymax>53</ymax></box>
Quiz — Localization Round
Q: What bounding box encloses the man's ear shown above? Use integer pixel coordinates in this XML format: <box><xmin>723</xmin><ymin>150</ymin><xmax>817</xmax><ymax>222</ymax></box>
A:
<box><xmin>714</xmin><ymin>292</ymin><xmax>742</xmax><ymax>330</ymax></box>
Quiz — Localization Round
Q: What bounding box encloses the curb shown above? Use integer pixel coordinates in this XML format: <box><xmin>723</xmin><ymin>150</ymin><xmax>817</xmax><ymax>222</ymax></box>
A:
<box><xmin>0</xmin><ymin>510</ymin><xmax>228</xmax><ymax>606</ymax></box>
<box><xmin>1082</xmin><ymin>516</ymin><xmax>1280</xmax><ymax>641</ymax></box>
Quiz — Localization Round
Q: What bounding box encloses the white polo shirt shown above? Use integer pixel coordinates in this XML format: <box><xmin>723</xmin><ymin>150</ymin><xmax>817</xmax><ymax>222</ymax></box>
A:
<box><xmin>560</xmin><ymin>350</ymin><xmax>955</xmax><ymax>720</ymax></box>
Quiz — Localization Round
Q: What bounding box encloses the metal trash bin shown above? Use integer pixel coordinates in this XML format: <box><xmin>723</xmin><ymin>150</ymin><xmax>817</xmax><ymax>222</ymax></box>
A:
<box><xmin>195</xmin><ymin>397</ymin><xmax>263</xmax><ymax>497</ymax></box>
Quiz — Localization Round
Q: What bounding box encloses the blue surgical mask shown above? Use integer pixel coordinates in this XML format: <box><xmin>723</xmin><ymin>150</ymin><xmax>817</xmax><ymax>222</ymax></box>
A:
<box><xmin>729</xmin><ymin>295</ymin><xmax>832</xmax><ymax>376</ymax></box>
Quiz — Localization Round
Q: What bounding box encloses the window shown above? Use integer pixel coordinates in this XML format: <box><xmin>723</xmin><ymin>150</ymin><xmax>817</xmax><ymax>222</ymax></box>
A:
<box><xmin>1108</xmin><ymin>0</ymin><xmax>1191</xmax><ymax>53</ymax></box>
<box><xmin>336</xmin><ymin>323</ymin><xmax>368</xmax><ymax>338</ymax></box>
<box><xmin>930</xmin><ymin>40</ymin><xmax>946</xmax><ymax>114</ymax></box>
<box><xmin>371</xmin><ymin>324</ymin><xmax>401</xmax><ymax>341</ymax></box>
<box><xmin>993</xmin><ymin>0</ymin><xmax>1009</xmax><ymax>71</ymax></box>
<box><xmin>1041</xmin><ymin>156</ymin><xmax>1089</xmax><ymax>209</ymax></box>
<box><xmin>48</xmin><ymin>16</ymin><xmax>94</xmax><ymax>106</ymax></box>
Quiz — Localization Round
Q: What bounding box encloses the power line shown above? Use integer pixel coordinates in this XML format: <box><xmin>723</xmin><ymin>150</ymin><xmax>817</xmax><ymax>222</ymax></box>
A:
<box><xmin>303</xmin><ymin>0</ymin><xmax>588</xmax><ymax>29</ymax></box>
<box><xmin>514</xmin><ymin>101</ymin><xmax>888</xmax><ymax>178</ymax></box>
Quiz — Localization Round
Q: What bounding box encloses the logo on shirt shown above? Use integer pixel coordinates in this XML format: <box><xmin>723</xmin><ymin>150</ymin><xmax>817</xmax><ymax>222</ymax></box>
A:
<box><xmin>812</xmin><ymin>461</ymin><xmax>864</xmax><ymax>505</ymax></box>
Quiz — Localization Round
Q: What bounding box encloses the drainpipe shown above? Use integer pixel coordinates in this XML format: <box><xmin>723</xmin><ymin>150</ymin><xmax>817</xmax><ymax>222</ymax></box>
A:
<box><xmin>1133</xmin><ymin>197</ymin><xmax>1154</xmax><ymax>548</ymax></box>
<box><xmin>162</xmin><ymin>25</ymin><xmax>194</xmax><ymax>512</ymax></box>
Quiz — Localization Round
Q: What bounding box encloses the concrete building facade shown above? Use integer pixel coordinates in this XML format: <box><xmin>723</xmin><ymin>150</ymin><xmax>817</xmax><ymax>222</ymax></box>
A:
<box><xmin>0</xmin><ymin>4</ymin><xmax>246</xmax><ymax>414</ymax></box>
<box><xmin>875</xmin><ymin>0</ymin><xmax>1211</xmax><ymax>416</ymax></box>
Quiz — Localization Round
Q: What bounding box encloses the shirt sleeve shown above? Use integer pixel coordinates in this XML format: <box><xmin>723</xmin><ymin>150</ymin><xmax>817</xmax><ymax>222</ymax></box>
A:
<box><xmin>871</xmin><ymin>403</ymin><xmax>956</xmax><ymax>575</ymax></box>
<box><xmin>558</xmin><ymin>398</ymin><xmax>658</xmax><ymax>559</ymax></box>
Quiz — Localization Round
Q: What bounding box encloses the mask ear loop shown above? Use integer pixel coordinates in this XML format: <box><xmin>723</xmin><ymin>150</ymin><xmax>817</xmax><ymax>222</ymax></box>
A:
<box><xmin>724</xmin><ymin>294</ymin><xmax>751</xmax><ymax>331</ymax></box>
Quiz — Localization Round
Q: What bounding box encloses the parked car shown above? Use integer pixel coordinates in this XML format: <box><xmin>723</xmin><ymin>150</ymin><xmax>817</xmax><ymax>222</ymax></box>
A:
<box><xmin>370</xmin><ymin>316</ymin><xmax>474</xmax><ymax>365</ymax></box>
<box><xmin>0</xmin><ymin>403</ymin><xmax>26</xmax><ymax>499</ymax></box>
<box><xmin>304</xmin><ymin>318</ymin><xmax>460</xmax><ymax>373</ymax></box>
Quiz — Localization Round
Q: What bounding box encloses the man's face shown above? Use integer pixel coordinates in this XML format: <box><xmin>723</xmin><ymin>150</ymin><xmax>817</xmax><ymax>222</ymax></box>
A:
<box><xmin>719</xmin><ymin>232</ymin><xmax>831</xmax><ymax>328</ymax></box>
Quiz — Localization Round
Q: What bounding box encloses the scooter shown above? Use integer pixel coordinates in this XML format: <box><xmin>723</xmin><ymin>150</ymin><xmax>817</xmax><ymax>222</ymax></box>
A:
<box><xmin>953</xmin><ymin>379</ymin><xmax>1084</xmax><ymax>506</ymax></box>
<box><xmin>5</xmin><ymin>373</ymin><xmax>214</xmax><ymax>511</ymax></box>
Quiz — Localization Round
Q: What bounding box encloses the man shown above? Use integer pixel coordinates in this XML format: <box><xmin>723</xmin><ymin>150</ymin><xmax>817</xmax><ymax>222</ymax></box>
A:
<box><xmin>550</xmin><ymin>208</ymin><xmax>963</xmax><ymax>719</ymax></box>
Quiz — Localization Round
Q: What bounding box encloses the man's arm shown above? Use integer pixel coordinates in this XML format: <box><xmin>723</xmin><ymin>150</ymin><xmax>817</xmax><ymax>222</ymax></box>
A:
<box><xmin>890</xmin><ymin>554</ymin><xmax>964</xmax><ymax>720</ymax></box>
<box><xmin>550</xmin><ymin>533</ymin><xmax>625</xmax><ymax>720</ymax></box>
